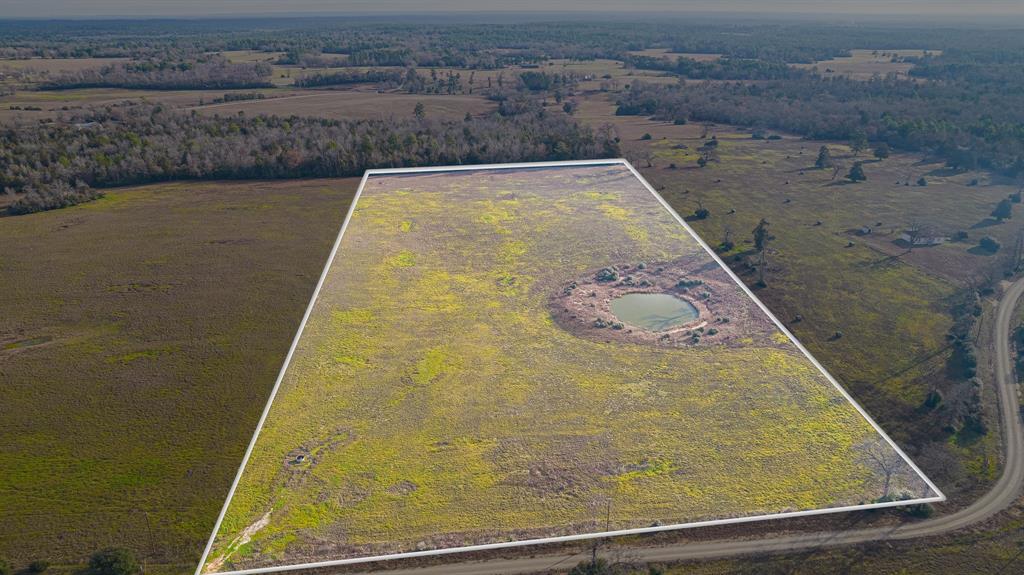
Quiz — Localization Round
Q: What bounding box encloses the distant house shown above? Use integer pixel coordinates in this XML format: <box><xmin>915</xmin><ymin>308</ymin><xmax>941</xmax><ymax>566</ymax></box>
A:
<box><xmin>900</xmin><ymin>231</ymin><xmax>947</xmax><ymax>246</ymax></box>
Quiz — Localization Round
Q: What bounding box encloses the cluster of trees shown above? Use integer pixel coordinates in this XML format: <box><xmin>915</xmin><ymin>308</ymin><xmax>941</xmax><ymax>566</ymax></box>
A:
<box><xmin>40</xmin><ymin>57</ymin><xmax>272</xmax><ymax>91</ymax></box>
<box><xmin>2</xmin><ymin>102</ymin><xmax>619</xmax><ymax>214</ymax></box>
<box><xmin>919</xmin><ymin>288</ymin><xmax>988</xmax><ymax>438</ymax></box>
<box><xmin>7</xmin><ymin>18</ymin><xmax>1015</xmax><ymax>66</ymax></box>
<box><xmin>624</xmin><ymin>54</ymin><xmax>803</xmax><ymax>80</ymax></box>
<box><xmin>293</xmin><ymin>68</ymin><xmax>405</xmax><ymax>88</ymax></box>
<box><xmin>615</xmin><ymin>74</ymin><xmax>1024</xmax><ymax>176</ymax></box>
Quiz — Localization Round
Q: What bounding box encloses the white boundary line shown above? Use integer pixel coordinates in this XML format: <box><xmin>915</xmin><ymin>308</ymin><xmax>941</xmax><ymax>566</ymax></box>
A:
<box><xmin>195</xmin><ymin>158</ymin><xmax>944</xmax><ymax>575</ymax></box>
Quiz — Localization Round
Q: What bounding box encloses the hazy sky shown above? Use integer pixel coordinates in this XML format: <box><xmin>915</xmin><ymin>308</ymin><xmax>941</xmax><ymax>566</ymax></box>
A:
<box><xmin>4</xmin><ymin>0</ymin><xmax>1024</xmax><ymax>19</ymax></box>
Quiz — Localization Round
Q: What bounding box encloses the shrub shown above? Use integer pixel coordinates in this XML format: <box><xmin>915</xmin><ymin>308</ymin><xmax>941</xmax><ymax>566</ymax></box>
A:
<box><xmin>673</xmin><ymin>118</ymin><xmax>687</xmax><ymax>125</ymax></box>
<box><xmin>979</xmin><ymin>236</ymin><xmax>1001</xmax><ymax>252</ymax></box>
<box><xmin>569</xmin><ymin>559</ymin><xmax>612</xmax><ymax>575</ymax></box>
<box><xmin>29</xmin><ymin>560</ymin><xmax>50</xmax><ymax>573</ymax></box>
<box><xmin>905</xmin><ymin>503</ymin><xmax>935</xmax><ymax>518</ymax></box>
<box><xmin>917</xmin><ymin>176</ymin><xmax>928</xmax><ymax>186</ymax></box>
<box><xmin>88</xmin><ymin>548</ymin><xmax>140</xmax><ymax>575</ymax></box>
<box><xmin>0</xmin><ymin>557</ymin><xmax>10</xmax><ymax>575</ymax></box>
<box><xmin>640</xmin><ymin>132</ymin><xmax>653</xmax><ymax>140</ymax></box>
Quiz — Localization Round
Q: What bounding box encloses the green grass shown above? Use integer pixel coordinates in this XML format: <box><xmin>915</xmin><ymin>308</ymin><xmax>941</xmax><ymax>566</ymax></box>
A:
<box><xmin>0</xmin><ymin>178</ymin><xmax>358</xmax><ymax>569</ymax></box>
<box><xmin>638</xmin><ymin>132</ymin><xmax>1021</xmax><ymax>449</ymax></box>
<box><xmin>205</xmin><ymin>164</ymin><xmax>933</xmax><ymax>571</ymax></box>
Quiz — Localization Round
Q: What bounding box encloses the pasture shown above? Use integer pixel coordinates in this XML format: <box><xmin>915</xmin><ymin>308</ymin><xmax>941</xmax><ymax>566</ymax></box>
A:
<box><xmin>0</xmin><ymin>178</ymin><xmax>358</xmax><ymax>568</ymax></box>
<box><xmin>572</xmin><ymin>104</ymin><xmax>1016</xmax><ymax>490</ymax></box>
<box><xmin>203</xmin><ymin>163</ymin><xmax>935</xmax><ymax>572</ymax></box>
<box><xmin>793</xmin><ymin>49</ymin><xmax>941</xmax><ymax>80</ymax></box>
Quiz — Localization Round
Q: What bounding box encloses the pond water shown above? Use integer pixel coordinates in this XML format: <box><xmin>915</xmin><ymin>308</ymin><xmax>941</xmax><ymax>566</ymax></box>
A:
<box><xmin>609</xmin><ymin>293</ymin><xmax>699</xmax><ymax>331</ymax></box>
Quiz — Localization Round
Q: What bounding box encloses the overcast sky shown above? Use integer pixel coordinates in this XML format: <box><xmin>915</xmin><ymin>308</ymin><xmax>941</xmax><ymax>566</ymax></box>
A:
<box><xmin>4</xmin><ymin>1</ymin><xmax>1024</xmax><ymax>19</ymax></box>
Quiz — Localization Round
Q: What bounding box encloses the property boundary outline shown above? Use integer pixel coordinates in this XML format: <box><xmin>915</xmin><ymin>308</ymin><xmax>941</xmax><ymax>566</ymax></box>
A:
<box><xmin>195</xmin><ymin>158</ymin><xmax>945</xmax><ymax>575</ymax></box>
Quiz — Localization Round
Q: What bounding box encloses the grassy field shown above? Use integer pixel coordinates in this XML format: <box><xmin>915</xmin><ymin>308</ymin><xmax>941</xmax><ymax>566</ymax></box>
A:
<box><xmin>0</xmin><ymin>178</ymin><xmax>358</xmax><ymax>568</ymax></box>
<box><xmin>203</xmin><ymin>163</ymin><xmax>935</xmax><ymax>572</ymax></box>
<box><xmin>190</xmin><ymin>91</ymin><xmax>496</xmax><ymax>121</ymax></box>
<box><xmin>625</xmin><ymin>49</ymin><xmax>723</xmax><ymax>61</ymax></box>
<box><xmin>573</xmin><ymin>96</ymin><xmax>1016</xmax><ymax>496</ymax></box>
<box><xmin>0</xmin><ymin>56</ymin><xmax>131</xmax><ymax>74</ymax></box>
<box><xmin>0</xmin><ymin>52</ymin><xmax>1018</xmax><ymax>573</ymax></box>
<box><xmin>792</xmin><ymin>49</ymin><xmax>941</xmax><ymax>80</ymax></box>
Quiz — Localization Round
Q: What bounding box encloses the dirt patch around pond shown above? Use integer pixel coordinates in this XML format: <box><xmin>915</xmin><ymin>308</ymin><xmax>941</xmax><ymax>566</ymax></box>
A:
<box><xmin>550</xmin><ymin>254</ymin><xmax>776</xmax><ymax>348</ymax></box>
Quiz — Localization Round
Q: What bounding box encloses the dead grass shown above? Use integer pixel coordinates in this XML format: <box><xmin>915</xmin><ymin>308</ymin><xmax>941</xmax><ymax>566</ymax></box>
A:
<box><xmin>793</xmin><ymin>49</ymin><xmax>942</xmax><ymax>80</ymax></box>
<box><xmin>0</xmin><ymin>178</ymin><xmax>358</xmax><ymax>568</ymax></box>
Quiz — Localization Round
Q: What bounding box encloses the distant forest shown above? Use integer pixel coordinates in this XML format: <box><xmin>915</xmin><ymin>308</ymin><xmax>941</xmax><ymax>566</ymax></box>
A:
<box><xmin>39</xmin><ymin>56</ymin><xmax>273</xmax><ymax>90</ymax></box>
<box><xmin>615</xmin><ymin>55</ymin><xmax>1024</xmax><ymax>176</ymax></box>
<box><xmin>2</xmin><ymin>18</ymin><xmax>1023</xmax><ymax>212</ymax></box>
<box><xmin>0</xmin><ymin>19</ymin><xmax>1018</xmax><ymax>67</ymax></box>
<box><xmin>0</xmin><ymin>102</ymin><xmax>618</xmax><ymax>214</ymax></box>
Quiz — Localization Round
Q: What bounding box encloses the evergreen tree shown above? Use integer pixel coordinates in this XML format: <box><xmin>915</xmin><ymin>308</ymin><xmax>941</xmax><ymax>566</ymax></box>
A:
<box><xmin>815</xmin><ymin>145</ymin><xmax>833</xmax><ymax>169</ymax></box>
<box><xmin>992</xmin><ymin>197</ymin><xmax>1013</xmax><ymax>221</ymax></box>
<box><xmin>847</xmin><ymin>162</ymin><xmax>867</xmax><ymax>182</ymax></box>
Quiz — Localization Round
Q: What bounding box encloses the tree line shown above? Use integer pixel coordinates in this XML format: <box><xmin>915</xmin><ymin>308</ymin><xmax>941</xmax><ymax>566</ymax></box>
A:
<box><xmin>623</xmin><ymin>54</ymin><xmax>804</xmax><ymax>80</ymax></box>
<box><xmin>1</xmin><ymin>102</ymin><xmax>619</xmax><ymax>215</ymax></box>
<box><xmin>615</xmin><ymin>75</ymin><xmax>1024</xmax><ymax>177</ymax></box>
<box><xmin>39</xmin><ymin>57</ymin><xmax>273</xmax><ymax>91</ymax></box>
<box><xmin>6</xmin><ymin>18</ymin><xmax>1021</xmax><ymax>68</ymax></box>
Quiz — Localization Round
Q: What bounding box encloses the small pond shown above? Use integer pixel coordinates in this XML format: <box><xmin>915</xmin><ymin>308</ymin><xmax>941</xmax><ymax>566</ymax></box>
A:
<box><xmin>609</xmin><ymin>293</ymin><xmax>699</xmax><ymax>331</ymax></box>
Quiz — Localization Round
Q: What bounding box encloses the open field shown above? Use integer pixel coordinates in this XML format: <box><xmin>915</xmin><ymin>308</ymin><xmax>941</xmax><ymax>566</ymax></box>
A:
<box><xmin>573</xmin><ymin>97</ymin><xmax>1018</xmax><ymax>491</ymax></box>
<box><xmin>626</xmin><ymin>49</ymin><xmax>723</xmax><ymax>62</ymax></box>
<box><xmin>0</xmin><ymin>87</ymin><xmax>292</xmax><ymax>123</ymax></box>
<box><xmin>793</xmin><ymin>49</ymin><xmax>941</xmax><ymax>80</ymax></box>
<box><xmin>190</xmin><ymin>91</ymin><xmax>496</xmax><ymax>120</ymax></box>
<box><xmin>203</xmin><ymin>163</ymin><xmax>936</xmax><ymax>573</ymax></box>
<box><xmin>1</xmin><ymin>34</ymin><xmax>1020</xmax><ymax>574</ymax></box>
<box><xmin>0</xmin><ymin>178</ymin><xmax>359</xmax><ymax>567</ymax></box>
<box><xmin>0</xmin><ymin>56</ymin><xmax>131</xmax><ymax>74</ymax></box>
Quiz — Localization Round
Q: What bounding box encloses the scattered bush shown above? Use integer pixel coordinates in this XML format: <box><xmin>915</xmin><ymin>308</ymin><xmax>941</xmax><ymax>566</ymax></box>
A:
<box><xmin>979</xmin><ymin>236</ymin><xmax>1001</xmax><ymax>252</ymax></box>
<box><xmin>904</xmin><ymin>503</ymin><xmax>935</xmax><ymax>518</ymax></box>
<box><xmin>88</xmin><ymin>548</ymin><xmax>140</xmax><ymax>575</ymax></box>
<box><xmin>569</xmin><ymin>559</ymin><xmax>612</xmax><ymax>575</ymax></box>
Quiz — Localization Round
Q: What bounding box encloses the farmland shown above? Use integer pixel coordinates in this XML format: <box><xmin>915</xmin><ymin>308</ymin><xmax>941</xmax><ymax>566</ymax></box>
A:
<box><xmin>0</xmin><ymin>178</ymin><xmax>358</xmax><ymax>569</ymax></box>
<box><xmin>202</xmin><ymin>163</ymin><xmax>936</xmax><ymax>572</ymax></box>
<box><xmin>792</xmin><ymin>49</ymin><xmax>941</xmax><ymax>80</ymax></box>
<box><xmin>1</xmin><ymin>13</ymin><xmax>1023</xmax><ymax>575</ymax></box>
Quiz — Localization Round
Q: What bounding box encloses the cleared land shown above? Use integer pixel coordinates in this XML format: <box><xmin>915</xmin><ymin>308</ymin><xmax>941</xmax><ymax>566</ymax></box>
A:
<box><xmin>626</xmin><ymin>49</ymin><xmax>723</xmax><ymax>61</ymax></box>
<box><xmin>0</xmin><ymin>179</ymin><xmax>358</xmax><ymax>569</ymax></box>
<box><xmin>190</xmin><ymin>91</ymin><xmax>495</xmax><ymax>121</ymax></box>
<box><xmin>1</xmin><ymin>54</ymin><xmax>1017</xmax><ymax>573</ymax></box>
<box><xmin>202</xmin><ymin>163</ymin><xmax>937</xmax><ymax>573</ymax></box>
<box><xmin>793</xmin><ymin>49</ymin><xmax>941</xmax><ymax>80</ymax></box>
